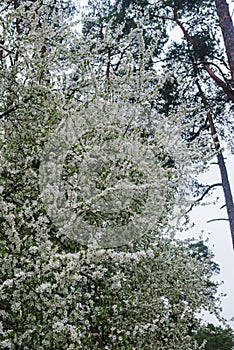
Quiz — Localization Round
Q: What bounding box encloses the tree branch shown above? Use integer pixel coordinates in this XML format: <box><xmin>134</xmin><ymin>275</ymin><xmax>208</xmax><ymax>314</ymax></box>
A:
<box><xmin>187</xmin><ymin>117</ymin><xmax>209</xmax><ymax>142</ymax></box>
<box><xmin>207</xmin><ymin>218</ymin><xmax>229</xmax><ymax>223</ymax></box>
<box><xmin>0</xmin><ymin>96</ymin><xmax>32</xmax><ymax>119</ymax></box>
<box><xmin>196</xmin><ymin>60</ymin><xmax>232</xmax><ymax>89</ymax></box>
<box><xmin>202</xmin><ymin>63</ymin><xmax>234</xmax><ymax>102</ymax></box>
<box><xmin>187</xmin><ymin>183</ymin><xmax>222</xmax><ymax>213</ymax></box>
<box><xmin>156</xmin><ymin>1</ymin><xmax>234</xmax><ymax>102</ymax></box>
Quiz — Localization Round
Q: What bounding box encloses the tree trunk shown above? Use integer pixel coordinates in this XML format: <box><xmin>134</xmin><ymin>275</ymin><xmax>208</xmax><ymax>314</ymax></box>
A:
<box><xmin>196</xmin><ymin>80</ymin><xmax>234</xmax><ymax>249</ymax></box>
<box><xmin>217</xmin><ymin>153</ymin><xmax>234</xmax><ymax>248</ymax></box>
<box><xmin>215</xmin><ymin>0</ymin><xmax>234</xmax><ymax>81</ymax></box>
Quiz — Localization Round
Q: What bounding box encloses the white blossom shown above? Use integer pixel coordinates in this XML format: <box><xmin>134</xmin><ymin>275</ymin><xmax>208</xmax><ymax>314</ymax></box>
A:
<box><xmin>0</xmin><ymin>1</ymin><xmax>221</xmax><ymax>349</ymax></box>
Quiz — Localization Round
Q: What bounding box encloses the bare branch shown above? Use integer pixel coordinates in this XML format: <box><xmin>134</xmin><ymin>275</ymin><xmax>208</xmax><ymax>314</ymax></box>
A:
<box><xmin>187</xmin><ymin>183</ymin><xmax>222</xmax><ymax>213</ymax></box>
<box><xmin>207</xmin><ymin>218</ymin><xmax>229</xmax><ymax>223</ymax></box>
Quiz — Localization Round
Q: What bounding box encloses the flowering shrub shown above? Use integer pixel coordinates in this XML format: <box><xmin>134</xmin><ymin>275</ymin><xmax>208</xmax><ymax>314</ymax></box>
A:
<box><xmin>0</xmin><ymin>1</ymin><xmax>220</xmax><ymax>349</ymax></box>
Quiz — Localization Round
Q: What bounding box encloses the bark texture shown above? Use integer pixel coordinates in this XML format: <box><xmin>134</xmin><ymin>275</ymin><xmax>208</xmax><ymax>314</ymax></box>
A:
<box><xmin>215</xmin><ymin>0</ymin><xmax>234</xmax><ymax>81</ymax></box>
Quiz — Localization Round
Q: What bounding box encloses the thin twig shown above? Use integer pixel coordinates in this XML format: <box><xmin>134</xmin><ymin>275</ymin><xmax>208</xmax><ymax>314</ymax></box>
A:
<box><xmin>207</xmin><ymin>218</ymin><xmax>229</xmax><ymax>223</ymax></box>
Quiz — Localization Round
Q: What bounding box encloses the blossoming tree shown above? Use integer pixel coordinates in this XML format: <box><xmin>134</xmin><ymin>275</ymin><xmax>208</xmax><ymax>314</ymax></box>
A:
<box><xmin>0</xmin><ymin>1</ymin><xmax>222</xmax><ymax>349</ymax></box>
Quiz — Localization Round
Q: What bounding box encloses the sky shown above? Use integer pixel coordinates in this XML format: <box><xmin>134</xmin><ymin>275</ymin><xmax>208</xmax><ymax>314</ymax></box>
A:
<box><xmin>76</xmin><ymin>0</ymin><xmax>234</xmax><ymax>328</ymax></box>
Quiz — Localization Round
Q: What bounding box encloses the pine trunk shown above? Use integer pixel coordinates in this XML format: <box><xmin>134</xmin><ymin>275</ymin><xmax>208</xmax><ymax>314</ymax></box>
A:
<box><xmin>196</xmin><ymin>80</ymin><xmax>234</xmax><ymax>248</ymax></box>
<box><xmin>215</xmin><ymin>0</ymin><xmax>234</xmax><ymax>81</ymax></box>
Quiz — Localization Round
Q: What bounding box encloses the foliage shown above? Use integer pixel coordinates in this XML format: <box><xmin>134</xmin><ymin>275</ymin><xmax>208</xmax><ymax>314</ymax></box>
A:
<box><xmin>194</xmin><ymin>323</ymin><xmax>234</xmax><ymax>350</ymax></box>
